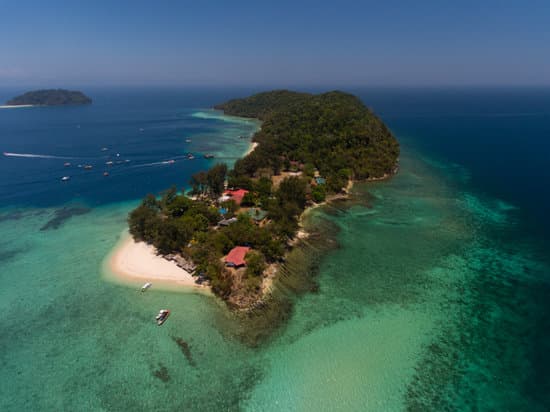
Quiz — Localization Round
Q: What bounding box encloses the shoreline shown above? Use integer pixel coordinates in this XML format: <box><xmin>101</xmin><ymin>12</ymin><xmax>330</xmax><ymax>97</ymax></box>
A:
<box><xmin>103</xmin><ymin>231</ymin><xmax>210</xmax><ymax>294</ymax></box>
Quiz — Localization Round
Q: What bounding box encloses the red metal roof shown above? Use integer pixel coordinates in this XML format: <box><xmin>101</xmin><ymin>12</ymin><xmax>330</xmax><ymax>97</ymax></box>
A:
<box><xmin>224</xmin><ymin>246</ymin><xmax>250</xmax><ymax>267</ymax></box>
<box><xmin>223</xmin><ymin>189</ymin><xmax>249</xmax><ymax>205</ymax></box>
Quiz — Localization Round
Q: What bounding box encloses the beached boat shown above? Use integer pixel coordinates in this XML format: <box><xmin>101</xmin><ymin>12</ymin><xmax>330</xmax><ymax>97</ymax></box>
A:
<box><xmin>141</xmin><ymin>282</ymin><xmax>152</xmax><ymax>292</ymax></box>
<box><xmin>156</xmin><ymin>309</ymin><xmax>170</xmax><ymax>325</ymax></box>
<box><xmin>61</xmin><ymin>176</ymin><xmax>70</xmax><ymax>181</ymax></box>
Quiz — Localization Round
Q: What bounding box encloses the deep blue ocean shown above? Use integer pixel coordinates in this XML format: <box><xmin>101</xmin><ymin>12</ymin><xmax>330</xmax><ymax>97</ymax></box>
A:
<box><xmin>0</xmin><ymin>87</ymin><xmax>549</xmax><ymax>410</ymax></box>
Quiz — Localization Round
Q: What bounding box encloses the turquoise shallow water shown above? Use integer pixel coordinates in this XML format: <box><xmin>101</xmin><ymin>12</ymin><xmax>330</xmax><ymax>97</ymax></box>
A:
<box><xmin>1</xmin><ymin>88</ymin><xmax>549</xmax><ymax>411</ymax></box>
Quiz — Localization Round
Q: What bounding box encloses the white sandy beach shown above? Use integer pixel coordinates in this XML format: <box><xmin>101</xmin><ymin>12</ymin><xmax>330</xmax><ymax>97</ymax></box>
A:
<box><xmin>106</xmin><ymin>232</ymin><xmax>208</xmax><ymax>291</ymax></box>
<box><xmin>245</xmin><ymin>141</ymin><xmax>258</xmax><ymax>156</ymax></box>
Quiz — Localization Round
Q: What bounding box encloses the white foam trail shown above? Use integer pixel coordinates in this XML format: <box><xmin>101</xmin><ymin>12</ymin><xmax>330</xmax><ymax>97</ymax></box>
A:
<box><xmin>3</xmin><ymin>152</ymin><xmax>73</xmax><ymax>159</ymax></box>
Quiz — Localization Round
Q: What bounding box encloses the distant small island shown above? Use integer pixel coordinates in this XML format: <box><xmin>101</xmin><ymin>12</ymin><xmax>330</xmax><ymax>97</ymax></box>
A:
<box><xmin>6</xmin><ymin>89</ymin><xmax>92</xmax><ymax>106</ymax></box>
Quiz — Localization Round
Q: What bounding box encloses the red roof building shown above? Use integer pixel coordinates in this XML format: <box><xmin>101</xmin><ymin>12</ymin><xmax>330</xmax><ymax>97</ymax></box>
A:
<box><xmin>224</xmin><ymin>246</ymin><xmax>251</xmax><ymax>267</ymax></box>
<box><xmin>223</xmin><ymin>189</ymin><xmax>249</xmax><ymax>206</ymax></box>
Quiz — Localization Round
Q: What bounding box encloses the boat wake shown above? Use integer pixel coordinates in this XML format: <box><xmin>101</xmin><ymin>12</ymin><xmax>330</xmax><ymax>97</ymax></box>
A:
<box><xmin>2</xmin><ymin>152</ymin><xmax>74</xmax><ymax>160</ymax></box>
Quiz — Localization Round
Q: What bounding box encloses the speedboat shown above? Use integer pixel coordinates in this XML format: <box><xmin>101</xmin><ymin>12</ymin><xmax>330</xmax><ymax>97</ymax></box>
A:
<box><xmin>156</xmin><ymin>309</ymin><xmax>170</xmax><ymax>325</ymax></box>
<box><xmin>61</xmin><ymin>176</ymin><xmax>70</xmax><ymax>181</ymax></box>
<box><xmin>141</xmin><ymin>282</ymin><xmax>152</xmax><ymax>292</ymax></box>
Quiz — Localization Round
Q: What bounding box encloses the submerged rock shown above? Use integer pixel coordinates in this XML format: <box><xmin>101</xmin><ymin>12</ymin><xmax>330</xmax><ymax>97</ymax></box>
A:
<box><xmin>40</xmin><ymin>207</ymin><xmax>91</xmax><ymax>231</ymax></box>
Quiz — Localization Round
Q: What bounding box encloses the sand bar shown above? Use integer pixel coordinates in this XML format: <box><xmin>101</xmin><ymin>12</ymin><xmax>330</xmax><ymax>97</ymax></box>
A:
<box><xmin>104</xmin><ymin>231</ymin><xmax>209</xmax><ymax>293</ymax></box>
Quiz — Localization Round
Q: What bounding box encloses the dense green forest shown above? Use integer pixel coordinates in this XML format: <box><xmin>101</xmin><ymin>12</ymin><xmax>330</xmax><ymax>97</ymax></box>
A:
<box><xmin>129</xmin><ymin>90</ymin><xmax>399</xmax><ymax>306</ymax></box>
<box><xmin>216</xmin><ymin>90</ymin><xmax>399</xmax><ymax>192</ymax></box>
<box><xmin>6</xmin><ymin>89</ymin><xmax>92</xmax><ymax>106</ymax></box>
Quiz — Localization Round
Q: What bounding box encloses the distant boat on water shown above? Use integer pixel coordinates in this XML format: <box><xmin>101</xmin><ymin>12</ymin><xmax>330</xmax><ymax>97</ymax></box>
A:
<box><xmin>84</xmin><ymin>164</ymin><xmax>93</xmax><ymax>170</ymax></box>
<box><xmin>101</xmin><ymin>147</ymin><xmax>108</xmax><ymax>151</ymax></box>
<box><xmin>203</xmin><ymin>154</ymin><xmax>215</xmax><ymax>159</ymax></box>
<box><xmin>61</xmin><ymin>176</ymin><xmax>70</xmax><ymax>181</ymax></box>
<box><xmin>64</xmin><ymin>162</ymin><xmax>71</xmax><ymax>167</ymax></box>
<box><xmin>185</xmin><ymin>138</ymin><xmax>192</xmax><ymax>143</ymax></box>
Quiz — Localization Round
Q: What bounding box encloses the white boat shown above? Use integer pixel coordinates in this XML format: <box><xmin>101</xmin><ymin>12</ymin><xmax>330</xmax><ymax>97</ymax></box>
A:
<box><xmin>105</xmin><ymin>161</ymin><xmax>114</xmax><ymax>165</ymax></box>
<box><xmin>141</xmin><ymin>282</ymin><xmax>152</xmax><ymax>292</ymax></box>
<box><xmin>156</xmin><ymin>309</ymin><xmax>170</xmax><ymax>325</ymax></box>
<box><xmin>185</xmin><ymin>139</ymin><xmax>192</xmax><ymax>143</ymax></box>
<box><xmin>61</xmin><ymin>176</ymin><xmax>70</xmax><ymax>181</ymax></box>
<box><xmin>64</xmin><ymin>162</ymin><xmax>71</xmax><ymax>167</ymax></box>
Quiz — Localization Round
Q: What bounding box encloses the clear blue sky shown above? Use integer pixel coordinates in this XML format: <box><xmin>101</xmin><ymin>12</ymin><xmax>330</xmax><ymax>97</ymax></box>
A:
<box><xmin>1</xmin><ymin>0</ymin><xmax>549</xmax><ymax>87</ymax></box>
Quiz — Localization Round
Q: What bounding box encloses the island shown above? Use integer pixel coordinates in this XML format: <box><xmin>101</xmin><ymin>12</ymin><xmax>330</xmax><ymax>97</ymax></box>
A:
<box><xmin>5</xmin><ymin>89</ymin><xmax>92</xmax><ymax>106</ymax></box>
<box><xmin>123</xmin><ymin>90</ymin><xmax>399</xmax><ymax>308</ymax></box>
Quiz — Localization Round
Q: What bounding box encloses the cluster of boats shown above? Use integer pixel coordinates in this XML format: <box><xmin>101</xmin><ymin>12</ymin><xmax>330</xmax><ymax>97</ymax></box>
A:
<box><xmin>61</xmin><ymin>148</ymin><xmax>132</xmax><ymax>181</ymax></box>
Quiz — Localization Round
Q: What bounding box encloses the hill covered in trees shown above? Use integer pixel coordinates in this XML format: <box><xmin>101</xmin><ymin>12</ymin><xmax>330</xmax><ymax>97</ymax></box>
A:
<box><xmin>128</xmin><ymin>90</ymin><xmax>399</xmax><ymax>308</ymax></box>
<box><xmin>216</xmin><ymin>90</ymin><xmax>399</xmax><ymax>191</ymax></box>
<box><xmin>6</xmin><ymin>89</ymin><xmax>92</xmax><ymax>106</ymax></box>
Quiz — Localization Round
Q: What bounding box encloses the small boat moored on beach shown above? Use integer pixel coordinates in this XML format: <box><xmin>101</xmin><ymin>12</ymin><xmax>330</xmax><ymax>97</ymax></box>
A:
<box><xmin>141</xmin><ymin>282</ymin><xmax>152</xmax><ymax>292</ymax></box>
<box><xmin>156</xmin><ymin>309</ymin><xmax>170</xmax><ymax>325</ymax></box>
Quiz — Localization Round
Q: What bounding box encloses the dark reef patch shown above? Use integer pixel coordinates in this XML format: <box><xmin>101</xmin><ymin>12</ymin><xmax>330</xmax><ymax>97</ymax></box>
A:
<box><xmin>172</xmin><ymin>337</ymin><xmax>196</xmax><ymax>367</ymax></box>
<box><xmin>40</xmin><ymin>207</ymin><xmax>91</xmax><ymax>231</ymax></box>
<box><xmin>152</xmin><ymin>363</ymin><xmax>171</xmax><ymax>383</ymax></box>
<box><xmin>0</xmin><ymin>247</ymin><xmax>23</xmax><ymax>262</ymax></box>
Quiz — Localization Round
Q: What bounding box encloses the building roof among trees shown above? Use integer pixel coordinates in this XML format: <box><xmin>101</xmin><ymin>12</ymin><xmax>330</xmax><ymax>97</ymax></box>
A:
<box><xmin>223</xmin><ymin>189</ymin><xmax>249</xmax><ymax>205</ymax></box>
<box><xmin>224</xmin><ymin>246</ymin><xmax>250</xmax><ymax>267</ymax></box>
